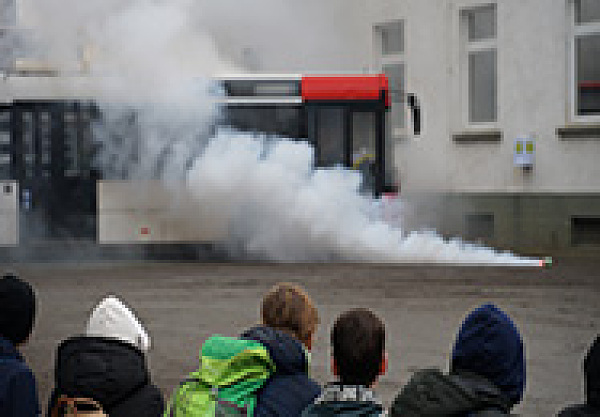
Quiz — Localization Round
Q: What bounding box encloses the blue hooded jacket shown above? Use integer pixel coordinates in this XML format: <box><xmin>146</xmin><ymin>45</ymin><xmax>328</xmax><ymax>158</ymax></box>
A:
<box><xmin>241</xmin><ymin>326</ymin><xmax>321</xmax><ymax>417</ymax></box>
<box><xmin>450</xmin><ymin>303</ymin><xmax>526</xmax><ymax>406</ymax></box>
<box><xmin>0</xmin><ymin>336</ymin><xmax>40</xmax><ymax>417</ymax></box>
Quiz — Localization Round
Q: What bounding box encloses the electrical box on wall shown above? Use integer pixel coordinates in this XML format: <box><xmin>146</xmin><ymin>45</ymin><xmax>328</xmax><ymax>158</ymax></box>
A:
<box><xmin>514</xmin><ymin>137</ymin><xmax>535</xmax><ymax>170</ymax></box>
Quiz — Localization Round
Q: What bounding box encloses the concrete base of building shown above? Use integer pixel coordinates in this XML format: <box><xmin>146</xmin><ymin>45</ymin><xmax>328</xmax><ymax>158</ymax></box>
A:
<box><xmin>400</xmin><ymin>192</ymin><xmax>600</xmax><ymax>257</ymax></box>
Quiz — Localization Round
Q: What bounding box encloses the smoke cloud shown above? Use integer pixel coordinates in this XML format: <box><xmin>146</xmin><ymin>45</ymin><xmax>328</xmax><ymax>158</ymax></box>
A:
<box><xmin>7</xmin><ymin>0</ymin><xmax>539</xmax><ymax>264</ymax></box>
<box><xmin>186</xmin><ymin>129</ymin><xmax>538</xmax><ymax>265</ymax></box>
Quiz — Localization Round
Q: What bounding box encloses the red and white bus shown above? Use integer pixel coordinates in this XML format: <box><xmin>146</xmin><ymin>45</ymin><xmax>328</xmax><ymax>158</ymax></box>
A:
<box><xmin>218</xmin><ymin>73</ymin><xmax>395</xmax><ymax>195</ymax></box>
<box><xmin>0</xmin><ymin>73</ymin><xmax>410</xmax><ymax>248</ymax></box>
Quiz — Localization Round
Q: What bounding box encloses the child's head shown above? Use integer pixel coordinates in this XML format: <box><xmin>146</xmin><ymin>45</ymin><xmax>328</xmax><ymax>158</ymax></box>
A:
<box><xmin>261</xmin><ymin>282</ymin><xmax>319</xmax><ymax>349</ymax></box>
<box><xmin>584</xmin><ymin>334</ymin><xmax>600</xmax><ymax>407</ymax></box>
<box><xmin>451</xmin><ymin>303</ymin><xmax>525</xmax><ymax>406</ymax></box>
<box><xmin>0</xmin><ymin>273</ymin><xmax>36</xmax><ymax>347</ymax></box>
<box><xmin>332</xmin><ymin>308</ymin><xmax>386</xmax><ymax>387</ymax></box>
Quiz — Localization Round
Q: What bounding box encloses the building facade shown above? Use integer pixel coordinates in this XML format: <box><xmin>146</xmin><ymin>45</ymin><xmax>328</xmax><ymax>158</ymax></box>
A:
<box><xmin>353</xmin><ymin>0</ymin><xmax>600</xmax><ymax>255</ymax></box>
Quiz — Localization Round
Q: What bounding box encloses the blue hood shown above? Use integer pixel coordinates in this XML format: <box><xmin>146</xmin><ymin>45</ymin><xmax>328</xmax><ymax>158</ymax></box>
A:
<box><xmin>241</xmin><ymin>326</ymin><xmax>308</xmax><ymax>375</ymax></box>
<box><xmin>240</xmin><ymin>326</ymin><xmax>320</xmax><ymax>417</ymax></box>
<box><xmin>451</xmin><ymin>303</ymin><xmax>525</xmax><ymax>406</ymax></box>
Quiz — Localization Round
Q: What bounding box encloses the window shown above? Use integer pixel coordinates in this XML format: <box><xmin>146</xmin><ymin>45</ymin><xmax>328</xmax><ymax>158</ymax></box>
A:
<box><xmin>40</xmin><ymin>112</ymin><xmax>51</xmax><ymax>177</ymax></box>
<box><xmin>0</xmin><ymin>0</ymin><xmax>16</xmax><ymax>71</ymax></box>
<box><xmin>0</xmin><ymin>29</ymin><xmax>15</xmax><ymax>71</ymax></box>
<box><xmin>572</xmin><ymin>0</ymin><xmax>600</xmax><ymax>116</ymax></box>
<box><xmin>64</xmin><ymin>111</ymin><xmax>79</xmax><ymax>176</ymax></box>
<box><xmin>0</xmin><ymin>111</ymin><xmax>10</xmax><ymax>179</ymax></box>
<box><xmin>571</xmin><ymin>216</ymin><xmax>600</xmax><ymax>245</ymax></box>
<box><xmin>461</xmin><ymin>4</ymin><xmax>497</xmax><ymax>124</ymax></box>
<box><xmin>22</xmin><ymin>112</ymin><xmax>34</xmax><ymax>178</ymax></box>
<box><xmin>225</xmin><ymin>106</ymin><xmax>304</xmax><ymax>139</ymax></box>
<box><xmin>374</xmin><ymin>20</ymin><xmax>405</xmax><ymax>135</ymax></box>
<box><xmin>316</xmin><ymin>107</ymin><xmax>345</xmax><ymax>167</ymax></box>
<box><xmin>0</xmin><ymin>0</ymin><xmax>16</xmax><ymax>27</ymax></box>
<box><xmin>465</xmin><ymin>213</ymin><xmax>495</xmax><ymax>241</ymax></box>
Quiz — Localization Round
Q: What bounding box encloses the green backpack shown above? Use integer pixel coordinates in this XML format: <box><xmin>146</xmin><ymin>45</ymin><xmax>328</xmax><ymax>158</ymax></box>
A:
<box><xmin>166</xmin><ymin>335</ymin><xmax>275</xmax><ymax>417</ymax></box>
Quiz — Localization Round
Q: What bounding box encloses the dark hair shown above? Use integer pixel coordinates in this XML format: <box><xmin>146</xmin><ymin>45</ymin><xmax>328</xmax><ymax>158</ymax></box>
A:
<box><xmin>332</xmin><ymin>308</ymin><xmax>385</xmax><ymax>387</ymax></box>
<box><xmin>585</xmin><ymin>334</ymin><xmax>600</xmax><ymax>406</ymax></box>
<box><xmin>261</xmin><ymin>282</ymin><xmax>318</xmax><ymax>347</ymax></box>
<box><xmin>0</xmin><ymin>272</ymin><xmax>36</xmax><ymax>345</ymax></box>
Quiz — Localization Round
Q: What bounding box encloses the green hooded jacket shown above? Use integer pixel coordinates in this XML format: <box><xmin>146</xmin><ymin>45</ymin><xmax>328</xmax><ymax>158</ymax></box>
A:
<box><xmin>166</xmin><ymin>335</ymin><xmax>275</xmax><ymax>417</ymax></box>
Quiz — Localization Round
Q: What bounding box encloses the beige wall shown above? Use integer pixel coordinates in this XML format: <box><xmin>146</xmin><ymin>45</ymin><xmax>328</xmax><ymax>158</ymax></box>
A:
<box><xmin>363</xmin><ymin>0</ymin><xmax>600</xmax><ymax>194</ymax></box>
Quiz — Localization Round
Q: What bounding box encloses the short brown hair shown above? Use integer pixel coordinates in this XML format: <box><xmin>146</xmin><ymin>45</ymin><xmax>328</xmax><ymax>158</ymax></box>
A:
<box><xmin>332</xmin><ymin>308</ymin><xmax>385</xmax><ymax>387</ymax></box>
<box><xmin>261</xmin><ymin>282</ymin><xmax>318</xmax><ymax>346</ymax></box>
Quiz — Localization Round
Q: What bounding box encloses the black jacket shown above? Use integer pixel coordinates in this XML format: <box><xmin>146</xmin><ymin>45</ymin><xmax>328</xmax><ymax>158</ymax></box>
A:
<box><xmin>47</xmin><ymin>336</ymin><xmax>164</xmax><ymax>417</ymax></box>
<box><xmin>558</xmin><ymin>336</ymin><xmax>600</xmax><ymax>417</ymax></box>
<box><xmin>390</xmin><ymin>368</ymin><xmax>515</xmax><ymax>417</ymax></box>
<box><xmin>0</xmin><ymin>336</ymin><xmax>40</xmax><ymax>417</ymax></box>
<box><xmin>242</xmin><ymin>326</ymin><xmax>321</xmax><ymax>417</ymax></box>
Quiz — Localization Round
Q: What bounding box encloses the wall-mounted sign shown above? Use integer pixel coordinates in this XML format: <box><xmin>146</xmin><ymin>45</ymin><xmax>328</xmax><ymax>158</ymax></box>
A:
<box><xmin>514</xmin><ymin>137</ymin><xmax>535</xmax><ymax>168</ymax></box>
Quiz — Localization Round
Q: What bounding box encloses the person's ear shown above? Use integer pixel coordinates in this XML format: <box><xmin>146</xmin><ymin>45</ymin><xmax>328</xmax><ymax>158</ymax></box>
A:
<box><xmin>379</xmin><ymin>351</ymin><xmax>388</xmax><ymax>377</ymax></box>
<box><xmin>332</xmin><ymin>357</ymin><xmax>339</xmax><ymax>377</ymax></box>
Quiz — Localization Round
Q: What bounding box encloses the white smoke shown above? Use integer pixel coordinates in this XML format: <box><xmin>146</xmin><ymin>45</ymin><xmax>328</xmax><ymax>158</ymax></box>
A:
<box><xmin>20</xmin><ymin>0</ymin><xmax>231</xmax><ymax>180</ymax></box>
<box><xmin>11</xmin><ymin>0</ymin><xmax>541</xmax><ymax>265</ymax></box>
<box><xmin>186</xmin><ymin>130</ymin><xmax>539</xmax><ymax>265</ymax></box>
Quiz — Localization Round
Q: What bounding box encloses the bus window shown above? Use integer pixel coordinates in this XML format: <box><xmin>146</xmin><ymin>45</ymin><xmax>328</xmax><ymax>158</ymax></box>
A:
<box><xmin>316</xmin><ymin>107</ymin><xmax>345</xmax><ymax>167</ymax></box>
<box><xmin>79</xmin><ymin>108</ymin><xmax>94</xmax><ymax>177</ymax></box>
<box><xmin>22</xmin><ymin>112</ymin><xmax>34</xmax><ymax>179</ymax></box>
<box><xmin>274</xmin><ymin>107</ymin><xmax>304</xmax><ymax>139</ymax></box>
<box><xmin>64</xmin><ymin>111</ymin><xmax>79</xmax><ymax>176</ymax></box>
<box><xmin>224</xmin><ymin>106</ymin><xmax>303</xmax><ymax>139</ymax></box>
<box><xmin>0</xmin><ymin>111</ymin><xmax>10</xmax><ymax>180</ymax></box>
<box><xmin>40</xmin><ymin>112</ymin><xmax>51</xmax><ymax>178</ymax></box>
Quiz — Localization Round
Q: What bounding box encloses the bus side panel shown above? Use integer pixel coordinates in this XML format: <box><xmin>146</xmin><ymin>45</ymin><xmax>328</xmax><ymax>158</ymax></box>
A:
<box><xmin>97</xmin><ymin>180</ymin><xmax>230</xmax><ymax>244</ymax></box>
<box><xmin>0</xmin><ymin>181</ymin><xmax>18</xmax><ymax>246</ymax></box>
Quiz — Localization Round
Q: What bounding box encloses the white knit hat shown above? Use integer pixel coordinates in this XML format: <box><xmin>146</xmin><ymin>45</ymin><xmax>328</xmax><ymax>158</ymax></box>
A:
<box><xmin>85</xmin><ymin>295</ymin><xmax>151</xmax><ymax>353</ymax></box>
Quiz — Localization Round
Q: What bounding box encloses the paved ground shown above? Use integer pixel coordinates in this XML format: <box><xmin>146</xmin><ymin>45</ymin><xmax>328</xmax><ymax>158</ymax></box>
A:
<box><xmin>5</xmin><ymin>259</ymin><xmax>599</xmax><ymax>416</ymax></box>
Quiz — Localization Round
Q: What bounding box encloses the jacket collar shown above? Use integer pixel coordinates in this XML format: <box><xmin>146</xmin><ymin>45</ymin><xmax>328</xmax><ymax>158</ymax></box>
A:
<box><xmin>0</xmin><ymin>335</ymin><xmax>23</xmax><ymax>362</ymax></box>
<box><xmin>316</xmin><ymin>382</ymin><xmax>382</xmax><ymax>405</ymax></box>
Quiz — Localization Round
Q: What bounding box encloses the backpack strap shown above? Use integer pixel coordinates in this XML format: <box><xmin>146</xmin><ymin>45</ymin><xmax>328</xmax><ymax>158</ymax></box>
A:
<box><xmin>51</xmin><ymin>395</ymin><xmax>106</xmax><ymax>417</ymax></box>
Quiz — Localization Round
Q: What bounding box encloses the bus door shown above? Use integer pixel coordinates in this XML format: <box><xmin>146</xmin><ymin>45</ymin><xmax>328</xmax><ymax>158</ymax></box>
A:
<box><xmin>307</xmin><ymin>104</ymin><xmax>385</xmax><ymax>195</ymax></box>
<box><xmin>11</xmin><ymin>101</ymin><xmax>97</xmax><ymax>242</ymax></box>
<box><xmin>310</xmin><ymin>106</ymin><xmax>346</xmax><ymax>167</ymax></box>
<box><xmin>302</xmin><ymin>75</ymin><xmax>388</xmax><ymax>196</ymax></box>
<box><xmin>351</xmin><ymin>110</ymin><xmax>378</xmax><ymax>192</ymax></box>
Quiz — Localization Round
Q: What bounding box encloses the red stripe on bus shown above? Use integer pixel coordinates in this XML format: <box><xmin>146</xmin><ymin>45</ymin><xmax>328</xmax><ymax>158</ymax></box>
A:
<box><xmin>580</xmin><ymin>81</ymin><xmax>600</xmax><ymax>89</ymax></box>
<box><xmin>301</xmin><ymin>75</ymin><xmax>389</xmax><ymax>107</ymax></box>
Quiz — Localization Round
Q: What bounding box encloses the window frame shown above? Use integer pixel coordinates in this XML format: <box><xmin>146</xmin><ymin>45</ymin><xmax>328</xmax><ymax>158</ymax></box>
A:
<box><xmin>460</xmin><ymin>3</ymin><xmax>498</xmax><ymax>128</ymax></box>
<box><xmin>373</xmin><ymin>19</ymin><xmax>407</xmax><ymax>139</ymax></box>
<box><xmin>569</xmin><ymin>0</ymin><xmax>600</xmax><ymax>122</ymax></box>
